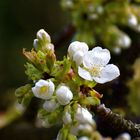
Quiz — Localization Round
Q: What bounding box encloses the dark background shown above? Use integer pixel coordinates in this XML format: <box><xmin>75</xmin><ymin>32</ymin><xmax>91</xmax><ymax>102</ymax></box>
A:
<box><xmin>0</xmin><ymin>0</ymin><xmax>70</xmax><ymax>109</ymax></box>
<box><xmin>0</xmin><ymin>1</ymin><xmax>70</xmax><ymax>139</ymax></box>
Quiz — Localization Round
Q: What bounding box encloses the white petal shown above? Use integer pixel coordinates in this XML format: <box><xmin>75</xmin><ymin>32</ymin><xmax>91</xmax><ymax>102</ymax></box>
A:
<box><xmin>93</xmin><ymin>64</ymin><xmax>120</xmax><ymax>84</ymax></box>
<box><xmin>75</xmin><ymin>105</ymin><xmax>94</xmax><ymax>124</ymax></box>
<box><xmin>48</xmin><ymin>80</ymin><xmax>55</xmax><ymax>95</ymax></box>
<box><xmin>70</xmin><ymin>123</ymin><xmax>93</xmax><ymax>136</ymax></box>
<box><xmin>83</xmin><ymin>47</ymin><xmax>111</xmax><ymax>68</ymax></box>
<box><xmin>78</xmin><ymin>67</ymin><xmax>92</xmax><ymax>81</ymax></box>
<box><xmin>32</xmin><ymin>79</ymin><xmax>55</xmax><ymax>100</ymax></box>
<box><xmin>56</xmin><ymin>85</ymin><xmax>73</xmax><ymax>105</ymax></box>
<box><xmin>73</xmin><ymin>51</ymin><xmax>84</xmax><ymax>65</ymax></box>
<box><xmin>37</xmin><ymin>29</ymin><xmax>51</xmax><ymax>43</ymax></box>
<box><xmin>35</xmin><ymin>79</ymin><xmax>48</xmax><ymax>87</ymax></box>
<box><xmin>68</xmin><ymin>41</ymin><xmax>89</xmax><ymax>59</ymax></box>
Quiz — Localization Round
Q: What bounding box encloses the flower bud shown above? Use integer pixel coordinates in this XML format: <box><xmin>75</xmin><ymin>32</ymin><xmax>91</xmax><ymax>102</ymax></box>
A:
<box><xmin>43</xmin><ymin>99</ymin><xmax>59</xmax><ymax>112</ymax></box>
<box><xmin>71</xmin><ymin>123</ymin><xmax>93</xmax><ymax>136</ymax></box>
<box><xmin>68</xmin><ymin>41</ymin><xmax>89</xmax><ymax>60</ymax></box>
<box><xmin>73</xmin><ymin>51</ymin><xmax>84</xmax><ymax>65</ymax></box>
<box><xmin>32</xmin><ymin>79</ymin><xmax>55</xmax><ymax>100</ymax></box>
<box><xmin>116</xmin><ymin>133</ymin><xmax>131</xmax><ymax>140</ymax></box>
<box><xmin>117</xmin><ymin>34</ymin><xmax>131</xmax><ymax>48</ymax></box>
<box><xmin>62</xmin><ymin>111</ymin><xmax>72</xmax><ymax>124</ymax></box>
<box><xmin>78</xmin><ymin>136</ymin><xmax>89</xmax><ymax>140</ymax></box>
<box><xmin>128</xmin><ymin>14</ymin><xmax>137</xmax><ymax>27</ymax></box>
<box><xmin>37</xmin><ymin>29</ymin><xmax>51</xmax><ymax>43</ymax></box>
<box><xmin>56</xmin><ymin>85</ymin><xmax>73</xmax><ymax>105</ymax></box>
<box><xmin>75</xmin><ymin>105</ymin><xmax>94</xmax><ymax>124</ymax></box>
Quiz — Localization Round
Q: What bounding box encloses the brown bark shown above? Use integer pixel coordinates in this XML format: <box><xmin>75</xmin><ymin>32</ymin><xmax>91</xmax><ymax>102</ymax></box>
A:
<box><xmin>94</xmin><ymin>104</ymin><xmax>140</xmax><ymax>138</ymax></box>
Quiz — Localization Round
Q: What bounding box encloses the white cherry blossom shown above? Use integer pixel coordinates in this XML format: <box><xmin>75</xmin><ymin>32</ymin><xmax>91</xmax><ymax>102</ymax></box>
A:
<box><xmin>56</xmin><ymin>85</ymin><xmax>73</xmax><ymax>105</ymax></box>
<box><xmin>68</xmin><ymin>41</ymin><xmax>89</xmax><ymax>65</ymax></box>
<box><xmin>78</xmin><ymin>47</ymin><xmax>120</xmax><ymax>84</ymax></box>
<box><xmin>32</xmin><ymin>79</ymin><xmax>55</xmax><ymax>100</ymax></box>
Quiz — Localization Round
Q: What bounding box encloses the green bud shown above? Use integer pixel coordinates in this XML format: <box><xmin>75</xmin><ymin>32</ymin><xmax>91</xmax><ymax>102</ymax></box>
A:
<box><xmin>15</xmin><ymin>84</ymin><xmax>33</xmax><ymax>107</ymax></box>
<box><xmin>37</xmin><ymin>51</ymin><xmax>46</xmax><ymax>60</ymax></box>
<box><xmin>25</xmin><ymin>63</ymin><xmax>43</xmax><ymax>81</ymax></box>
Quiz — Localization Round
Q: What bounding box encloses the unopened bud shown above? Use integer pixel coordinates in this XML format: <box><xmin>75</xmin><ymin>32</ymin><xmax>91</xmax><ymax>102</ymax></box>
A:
<box><xmin>37</xmin><ymin>29</ymin><xmax>51</xmax><ymax>43</ymax></box>
<box><xmin>117</xmin><ymin>34</ymin><xmax>131</xmax><ymax>48</ymax></box>
<box><xmin>128</xmin><ymin>14</ymin><xmax>137</xmax><ymax>27</ymax></box>
<box><xmin>56</xmin><ymin>85</ymin><xmax>73</xmax><ymax>105</ymax></box>
<box><xmin>43</xmin><ymin>99</ymin><xmax>59</xmax><ymax>112</ymax></box>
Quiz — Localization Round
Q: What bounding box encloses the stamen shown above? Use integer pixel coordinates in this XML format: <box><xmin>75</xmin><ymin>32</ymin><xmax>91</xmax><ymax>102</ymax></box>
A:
<box><xmin>91</xmin><ymin>67</ymin><xmax>100</xmax><ymax>76</ymax></box>
<box><xmin>40</xmin><ymin>86</ymin><xmax>48</xmax><ymax>93</ymax></box>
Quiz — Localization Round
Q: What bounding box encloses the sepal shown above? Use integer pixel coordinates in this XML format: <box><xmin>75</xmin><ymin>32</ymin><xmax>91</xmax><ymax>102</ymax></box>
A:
<box><xmin>15</xmin><ymin>84</ymin><xmax>33</xmax><ymax>107</ymax></box>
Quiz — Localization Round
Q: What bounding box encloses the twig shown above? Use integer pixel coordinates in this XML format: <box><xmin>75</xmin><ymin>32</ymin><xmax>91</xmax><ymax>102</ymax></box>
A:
<box><xmin>94</xmin><ymin>104</ymin><xmax>140</xmax><ymax>138</ymax></box>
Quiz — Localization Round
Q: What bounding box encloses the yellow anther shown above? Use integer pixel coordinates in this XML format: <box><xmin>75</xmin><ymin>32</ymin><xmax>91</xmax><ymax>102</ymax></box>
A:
<box><xmin>40</xmin><ymin>86</ymin><xmax>48</xmax><ymax>93</ymax></box>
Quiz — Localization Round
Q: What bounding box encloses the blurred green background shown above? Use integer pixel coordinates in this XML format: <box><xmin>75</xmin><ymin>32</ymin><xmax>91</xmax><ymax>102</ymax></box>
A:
<box><xmin>0</xmin><ymin>0</ymin><xmax>69</xmax><ymax>109</ymax></box>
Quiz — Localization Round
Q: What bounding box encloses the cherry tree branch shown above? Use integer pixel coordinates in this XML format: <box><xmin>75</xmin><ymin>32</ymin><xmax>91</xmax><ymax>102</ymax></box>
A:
<box><xmin>94</xmin><ymin>104</ymin><xmax>140</xmax><ymax>138</ymax></box>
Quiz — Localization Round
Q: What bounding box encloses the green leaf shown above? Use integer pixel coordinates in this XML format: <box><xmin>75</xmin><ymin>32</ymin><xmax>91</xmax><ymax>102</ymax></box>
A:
<box><xmin>61</xmin><ymin>127</ymin><xmax>69</xmax><ymax>140</ymax></box>
<box><xmin>83</xmin><ymin>80</ymin><xmax>97</xmax><ymax>88</ymax></box>
<box><xmin>38</xmin><ymin>107</ymin><xmax>63</xmax><ymax>124</ymax></box>
<box><xmin>25</xmin><ymin>63</ymin><xmax>43</xmax><ymax>81</ymax></box>
<box><xmin>15</xmin><ymin>84</ymin><xmax>33</xmax><ymax>107</ymax></box>
<box><xmin>80</xmin><ymin>97</ymin><xmax>100</xmax><ymax>106</ymax></box>
<box><xmin>38</xmin><ymin>108</ymin><xmax>50</xmax><ymax>119</ymax></box>
<box><xmin>51</xmin><ymin>57</ymin><xmax>71</xmax><ymax>81</ymax></box>
<box><xmin>48</xmin><ymin>107</ymin><xmax>63</xmax><ymax>124</ymax></box>
<box><xmin>21</xmin><ymin>91</ymin><xmax>34</xmax><ymax>107</ymax></box>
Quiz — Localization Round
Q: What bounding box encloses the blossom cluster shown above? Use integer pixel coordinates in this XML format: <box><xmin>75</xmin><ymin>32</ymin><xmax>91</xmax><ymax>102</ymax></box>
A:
<box><xmin>61</xmin><ymin>0</ymin><xmax>140</xmax><ymax>53</ymax></box>
<box><xmin>16</xmin><ymin>29</ymin><xmax>120</xmax><ymax>140</ymax></box>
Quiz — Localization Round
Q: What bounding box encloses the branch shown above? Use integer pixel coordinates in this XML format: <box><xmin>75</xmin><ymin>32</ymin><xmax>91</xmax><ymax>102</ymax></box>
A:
<box><xmin>94</xmin><ymin>104</ymin><xmax>140</xmax><ymax>138</ymax></box>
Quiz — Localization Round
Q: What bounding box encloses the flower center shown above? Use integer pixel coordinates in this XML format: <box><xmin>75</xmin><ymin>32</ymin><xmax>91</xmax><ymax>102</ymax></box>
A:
<box><xmin>90</xmin><ymin>67</ymin><xmax>100</xmax><ymax>77</ymax></box>
<box><xmin>40</xmin><ymin>86</ymin><xmax>48</xmax><ymax>93</ymax></box>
